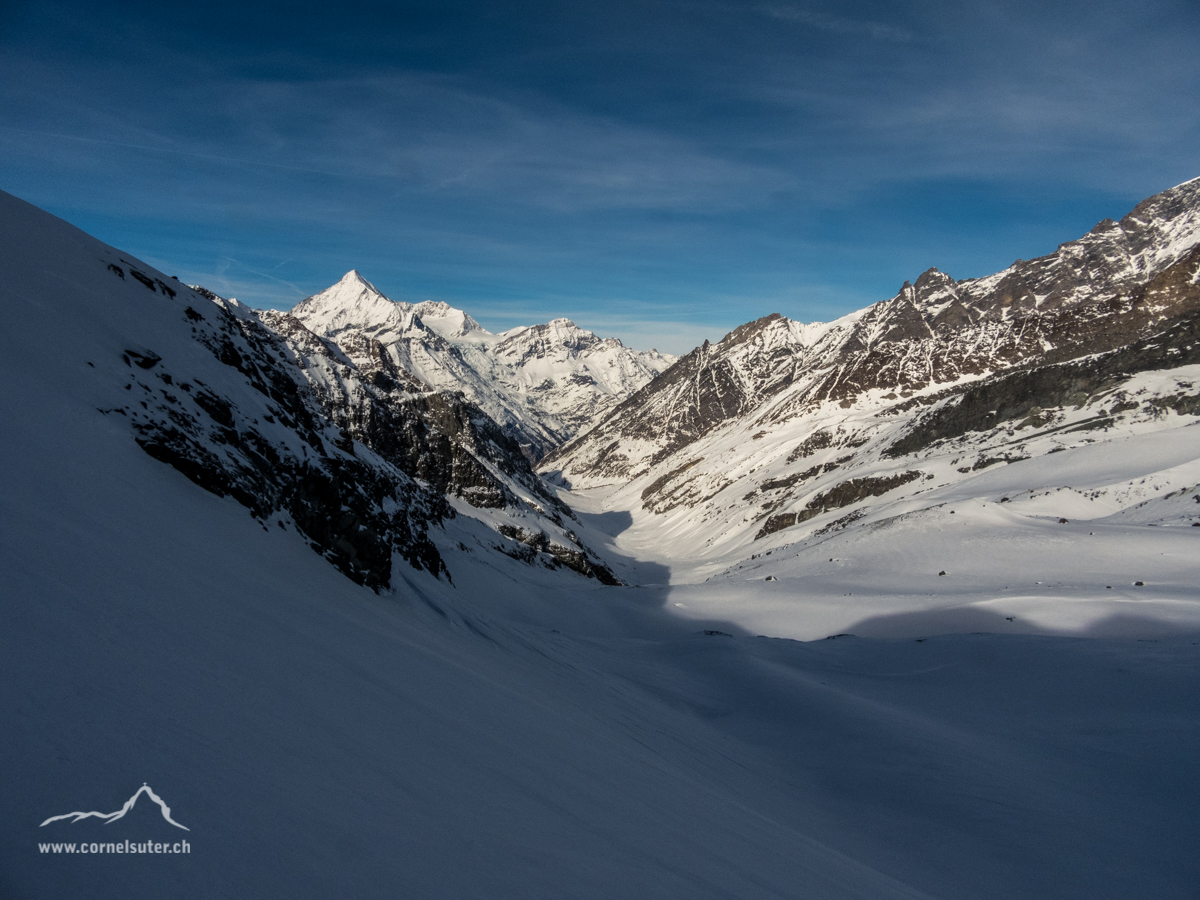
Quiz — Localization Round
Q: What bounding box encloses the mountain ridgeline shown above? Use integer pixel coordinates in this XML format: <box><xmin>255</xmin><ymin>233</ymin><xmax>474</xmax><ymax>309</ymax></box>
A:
<box><xmin>0</xmin><ymin>187</ymin><xmax>629</xmax><ymax>592</ymax></box>
<box><xmin>542</xmin><ymin>177</ymin><xmax>1200</xmax><ymax>486</ymax></box>
<box><xmin>537</xmin><ymin>177</ymin><xmax>1200</xmax><ymax>557</ymax></box>
<box><xmin>7</xmin><ymin>177</ymin><xmax>1200</xmax><ymax>593</ymax></box>
<box><xmin>290</xmin><ymin>271</ymin><xmax>674</xmax><ymax>462</ymax></box>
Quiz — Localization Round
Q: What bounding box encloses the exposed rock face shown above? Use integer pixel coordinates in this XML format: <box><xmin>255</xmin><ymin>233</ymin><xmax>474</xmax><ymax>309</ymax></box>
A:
<box><xmin>259</xmin><ymin>310</ymin><xmax>568</xmax><ymax>517</ymax></box>
<box><xmin>543</xmin><ymin>177</ymin><xmax>1200</xmax><ymax>487</ymax></box>
<box><xmin>86</xmin><ymin>263</ymin><xmax>618</xmax><ymax>590</ymax></box>
<box><xmin>291</xmin><ymin>273</ymin><xmax>674</xmax><ymax>461</ymax></box>
<box><xmin>753</xmin><ymin>471</ymin><xmax>924</xmax><ymax>539</ymax></box>
<box><xmin>115</xmin><ymin>292</ymin><xmax>448</xmax><ymax>589</ymax></box>
<box><xmin>883</xmin><ymin>308</ymin><xmax>1200</xmax><ymax>459</ymax></box>
<box><xmin>534</xmin><ymin>177</ymin><xmax>1200</xmax><ymax>562</ymax></box>
<box><xmin>542</xmin><ymin>313</ymin><xmax>833</xmax><ymax>481</ymax></box>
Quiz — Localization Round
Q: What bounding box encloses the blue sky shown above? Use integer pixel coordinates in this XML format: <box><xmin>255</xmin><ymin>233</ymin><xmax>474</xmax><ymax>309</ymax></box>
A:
<box><xmin>2</xmin><ymin>0</ymin><xmax>1198</xmax><ymax>354</ymax></box>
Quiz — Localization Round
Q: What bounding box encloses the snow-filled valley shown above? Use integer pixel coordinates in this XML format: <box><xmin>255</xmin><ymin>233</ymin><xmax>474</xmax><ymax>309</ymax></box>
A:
<box><xmin>2</xmin><ymin>185</ymin><xmax>1199</xmax><ymax>899</ymax></box>
<box><xmin>567</xmin><ymin>420</ymin><xmax>1200</xmax><ymax>641</ymax></box>
<box><xmin>556</xmin><ymin>363</ymin><xmax>1200</xmax><ymax>642</ymax></box>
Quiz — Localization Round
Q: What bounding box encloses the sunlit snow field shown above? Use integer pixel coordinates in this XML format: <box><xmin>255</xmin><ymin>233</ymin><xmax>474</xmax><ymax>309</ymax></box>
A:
<box><xmin>2</xmin><ymin>190</ymin><xmax>1199</xmax><ymax>898</ymax></box>
<box><xmin>565</xmin><ymin>405</ymin><xmax>1200</xmax><ymax>642</ymax></box>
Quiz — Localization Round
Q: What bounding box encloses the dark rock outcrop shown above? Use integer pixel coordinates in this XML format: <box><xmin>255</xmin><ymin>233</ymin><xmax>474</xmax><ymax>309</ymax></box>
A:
<box><xmin>111</xmin><ymin>279</ymin><xmax>611</xmax><ymax>591</ymax></box>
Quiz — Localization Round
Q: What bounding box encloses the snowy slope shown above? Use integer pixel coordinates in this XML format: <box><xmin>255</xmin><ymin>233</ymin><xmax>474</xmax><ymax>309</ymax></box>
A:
<box><xmin>3</xmin><ymin>195</ymin><xmax>1200</xmax><ymax>899</ymax></box>
<box><xmin>0</xmin><ymin>193</ymin><xmax>616</xmax><ymax>590</ymax></box>
<box><xmin>565</xmin><ymin>402</ymin><xmax>1200</xmax><ymax>640</ymax></box>
<box><xmin>0</xmin><ymin>189</ymin><xmax>1197</xmax><ymax>900</ymax></box>
<box><xmin>548</xmin><ymin>361</ymin><xmax>1200</xmax><ymax>641</ymax></box>
<box><xmin>292</xmin><ymin>271</ymin><xmax>674</xmax><ymax>460</ymax></box>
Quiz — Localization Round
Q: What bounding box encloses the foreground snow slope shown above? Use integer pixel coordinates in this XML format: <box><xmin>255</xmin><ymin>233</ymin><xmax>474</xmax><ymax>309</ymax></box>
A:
<box><xmin>0</xmin><ymin>190</ymin><xmax>619</xmax><ymax>590</ymax></box>
<box><xmin>4</xmin><ymin>364</ymin><xmax>1200</xmax><ymax>899</ymax></box>
<box><xmin>2</xmin><ymin>190</ymin><xmax>1198</xmax><ymax>898</ymax></box>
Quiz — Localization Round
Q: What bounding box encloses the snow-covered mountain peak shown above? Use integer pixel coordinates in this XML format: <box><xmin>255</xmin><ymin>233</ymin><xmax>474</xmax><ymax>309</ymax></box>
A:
<box><xmin>292</xmin><ymin>270</ymin><xmax>420</xmax><ymax>343</ymax></box>
<box><xmin>342</xmin><ymin>268</ymin><xmax>374</xmax><ymax>287</ymax></box>
<box><xmin>0</xmin><ymin>198</ymin><xmax>624</xmax><ymax>591</ymax></box>
<box><xmin>545</xmin><ymin>316</ymin><xmax>587</xmax><ymax>333</ymax></box>
<box><xmin>495</xmin><ymin>318</ymin><xmax>605</xmax><ymax>356</ymax></box>
<box><xmin>951</xmin><ymin>177</ymin><xmax>1200</xmax><ymax>316</ymax></box>
<box><xmin>704</xmin><ymin>311</ymin><xmax>849</xmax><ymax>359</ymax></box>
<box><xmin>286</xmin><ymin>273</ymin><xmax>675</xmax><ymax>460</ymax></box>
<box><xmin>411</xmin><ymin>300</ymin><xmax>493</xmax><ymax>343</ymax></box>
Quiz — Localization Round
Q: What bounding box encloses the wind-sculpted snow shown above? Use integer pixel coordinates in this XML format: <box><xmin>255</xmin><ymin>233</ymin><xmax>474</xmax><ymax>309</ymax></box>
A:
<box><xmin>293</xmin><ymin>272</ymin><xmax>674</xmax><ymax>460</ymax></box>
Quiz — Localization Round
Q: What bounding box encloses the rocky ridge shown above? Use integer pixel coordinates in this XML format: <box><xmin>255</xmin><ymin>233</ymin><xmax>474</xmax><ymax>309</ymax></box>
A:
<box><xmin>543</xmin><ymin>177</ymin><xmax>1200</xmax><ymax>487</ymax></box>
<box><xmin>538</xmin><ymin>178</ymin><xmax>1200</xmax><ymax>566</ymax></box>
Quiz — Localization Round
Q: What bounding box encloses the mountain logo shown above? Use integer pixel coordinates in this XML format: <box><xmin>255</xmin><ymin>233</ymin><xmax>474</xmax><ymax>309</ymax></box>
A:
<box><xmin>40</xmin><ymin>784</ymin><xmax>190</xmax><ymax>831</ymax></box>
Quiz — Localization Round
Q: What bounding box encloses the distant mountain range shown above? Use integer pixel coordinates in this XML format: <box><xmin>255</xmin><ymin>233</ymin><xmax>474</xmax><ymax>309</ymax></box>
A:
<box><xmin>3</xmin><ymin>177</ymin><xmax>1197</xmax><ymax>594</ymax></box>
<box><xmin>545</xmin><ymin>177</ymin><xmax>1200</xmax><ymax>482</ymax></box>
<box><xmin>0</xmin><ymin>188</ymin><xmax>628</xmax><ymax>590</ymax></box>
<box><xmin>288</xmin><ymin>270</ymin><xmax>673</xmax><ymax>462</ymax></box>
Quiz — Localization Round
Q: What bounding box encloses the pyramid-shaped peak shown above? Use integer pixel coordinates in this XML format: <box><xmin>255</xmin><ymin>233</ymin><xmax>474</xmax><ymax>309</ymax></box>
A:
<box><xmin>299</xmin><ymin>270</ymin><xmax>397</xmax><ymax>308</ymax></box>
<box><xmin>337</xmin><ymin>269</ymin><xmax>383</xmax><ymax>293</ymax></box>
<box><xmin>292</xmin><ymin>271</ymin><xmax>414</xmax><ymax>337</ymax></box>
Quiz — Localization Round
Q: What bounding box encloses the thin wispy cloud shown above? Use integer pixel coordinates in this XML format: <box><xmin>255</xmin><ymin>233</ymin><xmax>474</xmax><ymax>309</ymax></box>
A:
<box><xmin>2</xmin><ymin>60</ymin><xmax>789</xmax><ymax>215</ymax></box>
<box><xmin>0</xmin><ymin>126</ymin><xmax>356</xmax><ymax>178</ymax></box>
<box><xmin>218</xmin><ymin>74</ymin><xmax>792</xmax><ymax>213</ymax></box>
<box><xmin>761</xmin><ymin>5</ymin><xmax>913</xmax><ymax>42</ymax></box>
<box><xmin>2</xmin><ymin>0</ymin><xmax>1197</xmax><ymax>348</ymax></box>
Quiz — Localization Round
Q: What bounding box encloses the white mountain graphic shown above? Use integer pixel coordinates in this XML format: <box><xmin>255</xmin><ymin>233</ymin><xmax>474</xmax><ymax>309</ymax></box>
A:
<box><xmin>40</xmin><ymin>783</ymin><xmax>190</xmax><ymax>831</ymax></box>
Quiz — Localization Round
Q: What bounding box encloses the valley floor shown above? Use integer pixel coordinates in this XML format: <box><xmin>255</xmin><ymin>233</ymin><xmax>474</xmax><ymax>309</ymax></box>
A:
<box><xmin>563</xmin><ymin>421</ymin><xmax>1200</xmax><ymax>643</ymax></box>
<box><xmin>1</xmin><ymin>189</ymin><xmax>1197</xmax><ymax>895</ymax></box>
<box><xmin>3</xmin><ymin>375</ymin><xmax>1198</xmax><ymax>898</ymax></box>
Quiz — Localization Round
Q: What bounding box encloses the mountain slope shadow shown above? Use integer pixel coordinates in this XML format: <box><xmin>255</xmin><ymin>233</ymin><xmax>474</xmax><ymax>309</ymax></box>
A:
<box><xmin>567</xmin><ymin>506</ymin><xmax>679</xmax><ymax>595</ymax></box>
<box><xmin>576</xmin><ymin>508</ymin><xmax>636</xmax><ymax>539</ymax></box>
